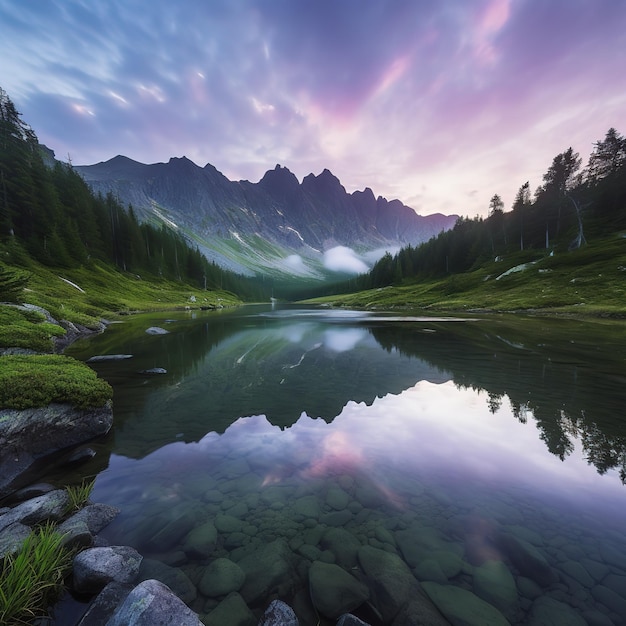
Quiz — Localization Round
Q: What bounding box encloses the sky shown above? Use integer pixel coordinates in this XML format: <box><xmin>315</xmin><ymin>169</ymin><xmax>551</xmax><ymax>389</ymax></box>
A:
<box><xmin>1</xmin><ymin>0</ymin><xmax>625</xmax><ymax>218</ymax></box>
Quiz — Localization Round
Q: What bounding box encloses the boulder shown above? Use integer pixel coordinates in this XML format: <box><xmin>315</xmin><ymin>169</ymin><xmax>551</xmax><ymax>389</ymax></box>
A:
<box><xmin>203</xmin><ymin>592</ymin><xmax>256</xmax><ymax>626</ymax></box>
<box><xmin>391</xmin><ymin>591</ymin><xmax>452</xmax><ymax>626</ymax></box>
<box><xmin>357</xmin><ymin>545</ymin><xmax>417</xmax><ymax>622</ymax></box>
<box><xmin>421</xmin><ymin>582</ymin><xmax>510</xmax><ymax>626</ymax></box>
<box><xmin>496</xmin><ymin>532</ymin><xmax>556</xmax><ymax>587</ymax></box>
<box><xmin>238</xmin><ymin>539</ymin><xmax>298</xmax><ymax>605</ymax></box>
<box><xmin>0</xmin><ymin>489</ymin><xmax>70</xmax><ymax>531</ymax></box>
<box><xmin>59</xmin><ymin>503</ymin><xmax>120</xmax><ymax>536</ymax></box>
<box><xmin>308</xmin><ymin>561</ymin><xmax>369</xmax><ymax>619</ymax></box>
<box><xmin>472</xmin><ymin>560</ymin><xmax>518</xmax><ymax>619</ymax></box>
<box><xmin>199</xmin><ymin>558</ymin><xmax>245</xmax><ymax>597</ymax></box>
<box><xmin>0</xmin><ymin>403</ymin><xmax>113</xmax><ymax>498</ymax></box>
<box><xmin>320</xmin><ymin>527</ymin><xmax>362</xmax><ymax>568</ymax></box>
<box><xmin>73</xmin><ymin>545</ymin><xmax>143</xmax><ymax>594</ymax></box>
<box><xmin>183</xmin><ymin>521</ymin><xmax>218</xmax><ymax>558</ymax></box>
<box><xmin>105</xmin><ymin>579</ymin><xmax>203</xmax><ymax>625</ymax></box>
<box><xmin>0</xmin><ymin>521</ymin><xmax>31</xmax><ymax>559</ymax></box>
<box><xmin>77</xmin><ymin>581</ymin><xmax>134</xmax><ymax>626</ymax></box>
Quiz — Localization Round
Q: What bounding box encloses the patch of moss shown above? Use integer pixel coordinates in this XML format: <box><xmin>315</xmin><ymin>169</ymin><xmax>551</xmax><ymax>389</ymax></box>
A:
<box><xmin>0</xmin><ymin>354</ymin><xmax>112</xmax><ymax>410</ymax></box>
<box><xmin>0</xmin><ymin>307</ymin><xmax>66</xmax><ymax>353</ymax></box>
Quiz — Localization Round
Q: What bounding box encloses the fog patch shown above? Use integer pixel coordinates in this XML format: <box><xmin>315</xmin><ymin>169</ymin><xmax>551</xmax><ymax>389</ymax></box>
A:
<box><xmin>284</xmin><ymin>254</ymin><xmax>308</xmax><ymax>273</ymax></box>
<box><xmin>362</xmin><ymin>246</ymin><xmax>400</xmax><ymax>264</ymax></box>
<box><xmin>323</xmin><ymin>246</ymin><xmax>369</xmax><ymax>274</ymax></box>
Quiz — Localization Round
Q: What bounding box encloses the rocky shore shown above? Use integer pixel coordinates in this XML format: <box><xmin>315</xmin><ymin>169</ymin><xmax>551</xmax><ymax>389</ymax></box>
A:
<box><xmin>0</xmin><ymin>486</ymin><xmax>379</xmax><ymax>625</ymax></box>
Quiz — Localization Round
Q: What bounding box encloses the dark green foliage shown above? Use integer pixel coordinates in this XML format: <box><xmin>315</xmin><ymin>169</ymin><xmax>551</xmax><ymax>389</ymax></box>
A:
<box><xmin>0</xmin><ymin>86</ymin><xmax>265</xmax><ymax>301</ymax></box>
<box><xmin>0</xmin><ymin>261</ymin><xmax>30</xmax><ymax>301</ymax></box>
<box><xmin>0</xmin><ymin>354</ymin><xmax>112</xmax><ymax>409</ymax></box>
<box><xmin>348</xmin><ymin>128</ymin><xmax>626</xmax><ymax>293</ymax></box>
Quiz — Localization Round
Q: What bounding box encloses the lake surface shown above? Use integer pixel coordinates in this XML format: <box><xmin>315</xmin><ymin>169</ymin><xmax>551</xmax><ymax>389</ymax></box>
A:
<box><xmin>62</xmin><ymin>305</ymin><xmax>626</xmax><ymax>625</ymax></box>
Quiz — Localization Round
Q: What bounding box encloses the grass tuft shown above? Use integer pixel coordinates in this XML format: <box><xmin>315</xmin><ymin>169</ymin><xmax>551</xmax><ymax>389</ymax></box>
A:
<box><xmin>0</xmin><ymin>523</ymin><xmax>73</xmax><ymax>625</ymax></box>
<box><xmin>65</xmin><ymin>478</ymin><xmax>96</xmax><ymax>512</ymax></box>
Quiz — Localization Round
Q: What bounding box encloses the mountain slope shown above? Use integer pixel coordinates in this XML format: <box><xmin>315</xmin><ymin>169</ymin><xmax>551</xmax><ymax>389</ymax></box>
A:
<box><xmin>76</xmin><ymin>156</ymin><xmax>457</xmax><ymax>277</ymax></box>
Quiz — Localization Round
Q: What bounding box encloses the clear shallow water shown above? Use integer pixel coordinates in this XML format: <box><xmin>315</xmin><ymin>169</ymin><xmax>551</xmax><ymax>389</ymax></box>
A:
<box><xmin>62</xmin><ymin>306</ymin><xmax>626</xmax><ymax>625</ymax></box>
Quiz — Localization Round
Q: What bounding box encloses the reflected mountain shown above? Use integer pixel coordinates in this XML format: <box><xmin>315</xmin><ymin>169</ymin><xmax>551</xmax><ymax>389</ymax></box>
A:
<box><xmin>68</xmin><ymin>307</ymin><xmax>626</xmax><ymax>482</ymax></box>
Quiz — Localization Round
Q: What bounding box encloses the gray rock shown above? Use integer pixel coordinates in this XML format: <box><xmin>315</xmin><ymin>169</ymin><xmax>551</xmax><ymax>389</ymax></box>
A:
<box><xmin>0</xmin><ymin>489</ymin><xmax>70</xmax><ymax>531</ymax></box>
<box><xmin>59</xmin><ymin>503</ymin><xmax>120</xmax><ymax>536</ymax></box>
<box><xmin>11</xmin><ymin>482</ymin><xmax>56</xmax><ymax>501</ymax></box>
<box><xmin>183</xmin><ymin>521</ymin><xmax>218</xmax><ymax>558</ymax></box>
<box><xmin>199</xmin><ymin>557</ymin><xmax>245</xmax><ymax>597</ymax></box>
<box><xmin>357</xmin><ymin>545</ymin><xmax>417</xmax><ymax>622</ymax></box>
<box><xmin>203</xmin><ymin>591</ymin><xmax>256</xmax><ymax>626</ymax></box>
<box><xmin>308</xmin><ymin>561</ymin><xmax>369</xmax><ymax>619</ymax></box>
<box><xmin>421</xmin><ymin>582</ymin><xmax>510</xmax><ymax>626</ymax></box>
<box><xmin>105</xmin><ymin>579</ymin><xmax>202</xmax><ymax>625</ymax></box>
<box><xmin>59</xmin><ymin>518</ymin><xmax>94</xmax><ymax>550</ymax></box>
<box><xmin>139</xmin><ymin>368</ymin><xmax>167</xmax><ymax>374</ymax></box>
<box><xmin>87</xmin><ymin>354</ymin><xmax>133</xmax><ymax>362</ymax></box>
<box><xmin>74</xmin><ymin>545</ymin><xmax>143</xmax><ymax>594</ymax></box>
<box><xmin>0</xmin><ymin>521</ymin><xmax>31</xmax><ymax>559</ymax></box>
<box><xmin>145</xmin><ymin>326</ymin><xmax>169</xmax><ymax>335</ymax></box>
<box><xmin>138</xmin><ymin>558</ymin><xmax>197</xmax><ymax>604</ymax></box>
<box><xmin>528</xmin><ymin>596</ymin><xmax>586</xmax><ymax>626</ymax></box>
<box><xmin>0</xmin><ymin>404</ymin><xmax>113</xmax><ymax>498</ymax></box>
<box><xmin>258</xmin><ymin>599</ymin><xmax>299</xmax><ymax>625</ymax></box>
<box><xmin>77</xmin><ymin>581</ymin><xmax>135</xmax><ymax>626</ymax></box>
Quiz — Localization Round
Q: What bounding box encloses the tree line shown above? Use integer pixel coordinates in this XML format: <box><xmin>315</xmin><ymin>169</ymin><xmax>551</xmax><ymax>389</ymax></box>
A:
<box><xmin>0</xmin><ymin>87</ymin><xmax>267</xmax><ymax>300</ymax></box>
<box><xmin>358</xmin><ymin>128</ymin><xmax>626</xmax><ymax>289</ymax></box>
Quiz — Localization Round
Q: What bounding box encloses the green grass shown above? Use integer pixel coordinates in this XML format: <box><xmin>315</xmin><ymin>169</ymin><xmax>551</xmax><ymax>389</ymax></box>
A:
<box><xmin>0</xmin><ymin>306</ymin><xmax>67</xmax><ymax>353</ymax></box>
<box><xmin>0</xmin><ymin>354</ymin><xmax>113</xmax><ymax>409</ymax></box>
<box><xmin>0</xmin><ymin>523</ymin><xmax>73</xmax><ymax>625</ymax></box>
<box><xmin>65</xmin><ymin>478</ymin><xmax>96</xmax><ymax>513</ymax></box>
<box><xmin>306</xmin><ymin>235</ymin><xmax>626</xmax><ymax>316</ymax></box>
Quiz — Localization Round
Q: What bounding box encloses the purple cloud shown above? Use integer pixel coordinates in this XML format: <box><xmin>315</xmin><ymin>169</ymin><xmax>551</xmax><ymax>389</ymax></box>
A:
<box><xmin>1</xmin><ymin>0</ymin><xmax>625</xmax><ymax>218</ymax></box>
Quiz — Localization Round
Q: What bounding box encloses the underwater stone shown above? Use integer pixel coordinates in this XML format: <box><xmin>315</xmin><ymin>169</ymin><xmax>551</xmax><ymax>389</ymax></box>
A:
<box><xmin>182</xmin><ymin>521</ymin><xmax>218</xmax><ymax>558</ymax></box>
<box><xmin>473</xmin><ymin>560</ymin><xmax>519</xmax><ymax>619</ymax></box>
<box><xmin>421</xmin><ymin>582</ymin><xmax>510</xmax><ymax>626</ymax></box>
<box><xmin>138</xmin><ymin>558</ymin><xmax>197</xmax><ymax>604</ymax></box>
<box><xmin>308</xmin><ymin>561</ymin><xmax>369</xmax><ymax>619</ymax></box>
<box><xmin>199</xmin><ymin>557</ymin><xmax>245</xmax><ymax>597</ymax></box>
<box><xmin>145</xmin><ymin>326</ymin><xmax>169</xmax><ymax>335</ymax></box>
<box><xmin>320</xmin><ymin>527</ymin><xmax>362</xmax><ymax>568</ymax></box>
<box><xmin>528</xmin><ymin>596</ymin><xmax>587</xmax><ymax>626</ymax></box>
<box><xmin>357</xmin><ymin>545</ymin><xmax>417</xmax><ymax>622</ymax></box>
<box><xmin>203</xmin><ymin>592</ymin><xmax>255</xmax><ymax>626</ymax></box>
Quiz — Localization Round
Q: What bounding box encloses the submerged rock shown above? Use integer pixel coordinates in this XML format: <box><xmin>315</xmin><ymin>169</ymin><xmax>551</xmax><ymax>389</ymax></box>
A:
<box><xmin>308</xmin><ymin>561</ymin><xmax>369</xmax><ymax>619</ymax></box>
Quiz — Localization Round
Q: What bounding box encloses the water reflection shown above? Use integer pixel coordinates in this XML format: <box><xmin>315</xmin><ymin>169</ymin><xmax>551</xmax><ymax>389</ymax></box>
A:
<box><xmin>63</xmin><ymin>307</ymin><xmax>626</xmax><ymax>624</ymax></box>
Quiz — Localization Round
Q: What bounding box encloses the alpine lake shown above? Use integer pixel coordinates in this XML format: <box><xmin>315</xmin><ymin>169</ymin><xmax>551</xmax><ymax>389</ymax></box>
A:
<box><xmin>53</xmin><ymin>304</ymin><xmax>626</xmax><ymax>625</ymax></box>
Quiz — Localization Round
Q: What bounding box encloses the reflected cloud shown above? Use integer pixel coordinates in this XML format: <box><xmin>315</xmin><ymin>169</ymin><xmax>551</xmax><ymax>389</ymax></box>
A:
<box><xmin>323</xmin><ymin>328</ymin><xmax>367</xmax><ymax>353</ymax></box>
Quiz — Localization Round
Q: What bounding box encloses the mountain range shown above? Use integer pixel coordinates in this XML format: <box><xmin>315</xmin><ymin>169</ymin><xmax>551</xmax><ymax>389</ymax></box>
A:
<box><xmin>76</xmin><ymin>156</ymin><xmax>457</xmax><ymax>278</ymax></box>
